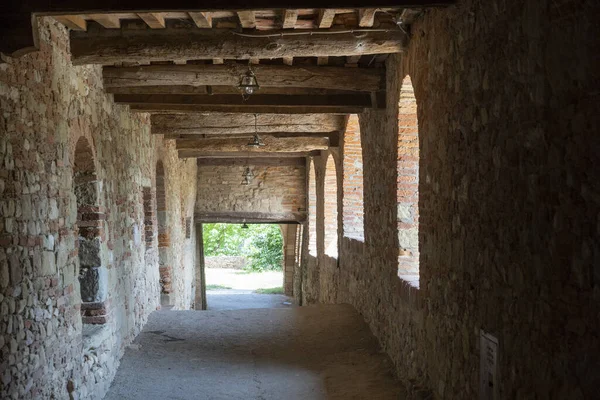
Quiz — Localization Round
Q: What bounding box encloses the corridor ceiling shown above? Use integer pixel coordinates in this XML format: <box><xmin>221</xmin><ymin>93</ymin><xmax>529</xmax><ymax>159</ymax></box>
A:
<box><xmin>38</xmin><ymin>4</ymin><xmax>450</xmax><ymax>163</ymax></box>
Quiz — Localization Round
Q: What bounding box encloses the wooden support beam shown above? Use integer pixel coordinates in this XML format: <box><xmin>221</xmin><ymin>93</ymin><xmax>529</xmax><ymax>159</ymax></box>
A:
<box><xmin>188</xmin><ymin>12</ymin><xmax>212</xmax><ymax>28</ymax></box>
<box><xmin>282</xmin><ymin>10</ymin><xmax>299</xmax><ymax>29</ymax></box>
<box><xmin>197</xmin><ymin>157</ymin><xmax>305</xmax><ymax>167</ymax></box>
<box><xmin>358</xmin><ymin>8</ymin><xmax>378</xmax><ymax>27</ymax></box>
<box><xmin>164</xmin><ymin>132</ymin><xmax>339</xmax><ymax>144</ymax></box>
<box><xmin>102</xmin><ymin>64</ymin><xmax>385</xmax><ymax>92</ymax></box>
<box><xmin>212</xmin><ymin>58</ymin><xmax>224</xmax><ymax>64</ymax></box>
<box><xmin>130</xmin><ymin>104</ymin><xmax>364</xmax><ymax>114</ymax></box>
<box><xmin>194</xmin><ymin>211</ymin><xmax>304</xmax><ymax>224</ymax></box>
<box><xmin>282</xmin><ymin>56</ymin><xmax>293</xmax><ymax>66</ymax></box>
<box><xmin>70</xmin><ymin>27</ymin><xmax>407</xmax><ymax>65</ymax></box>
<box><xmin>106</xmin><ymin>85</ymin><xmax>360</xmax><ymax>96</ymax></box>
<box><xmin>180</xmin><ymin>150</ymin><xmax>319</xmax><ymax>159</ymax></box>
<box><xmin>237</xmin><ymin>11</ymin><xmax>256</xmax><ymax>28</ymax></box>
<box><xmin>151</xmin><ymin>113</ymin><xmax>345</xmax><ymax>135</ymax></box>
<box><xmin>249</xmin><ymin>57</ymin><xmax>260</xmax><ymax>65</ymax></box>
<box><xmin>54</xmin><ymin>16</ymin><xmax>87</xmax><ymax>31</ymax></box>
<box><xmin>87</xmin><ymin>14</ymin><xmax>121</xmax><ymax>29</ymax></box>
<box><xmin>176</xmin><ymin>136</ymin><xmax>329</xmax><ymax>152</ymax></box>
<box><xmin>137</xmin><ymin>13</ymin><xmax>166</xmax><ymax>29</ymax></box>
<box><xmin>113</xmin><ymin>93</ymin><xmax>377</xmax><ymax>108</ymax></box>
<box><xmin>317</xmin><ymin>9</ymin><xmax>336</xmax><ymax>28</ymax></box>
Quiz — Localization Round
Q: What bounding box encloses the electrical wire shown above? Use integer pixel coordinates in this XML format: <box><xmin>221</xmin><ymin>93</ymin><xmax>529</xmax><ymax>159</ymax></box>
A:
<box><xmin>231</xmin><ymin>28</ymin><xmax>400</xmax><ymax>38</ymax></box>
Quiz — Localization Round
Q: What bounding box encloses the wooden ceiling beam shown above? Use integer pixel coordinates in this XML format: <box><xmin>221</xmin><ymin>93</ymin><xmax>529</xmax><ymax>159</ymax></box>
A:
<box><xmin>196</xmin><ymin>157</ymin><xmax>305</xmax><ymax>167</ymax></box>
<box><xmin>106</xmin><ymin>85</ymin><xmax>364</xmax><ymax>96</ymax></box>
<box><xmin>188</xmin><ymin>12</ymin><xmax>212</xmax><ymax>28</ymax></box>
<box><xmin>176</xmin><ymin>136</ymin><xmax>329</xmax><ymax>152</ymax></box>
<box><xmin>317</xmin><ymin>9</ymin><xmax>336</xmax><ymax>28</ymax></box>
<box><xmin>102</xmin><ymin>64</ymin><xmax>385</xmax><ymax>92</ymax></box>
<box><xmin>86</xmin><ymin>14</ymin><xmax>121</xmax><ymax>29</ymax></box>
<box><xmin>358</xmin><ymin>8</ymin><xmax>378</xmax><ymax>27</ymax></box>
<box><xmin>70</xmin><ymin>26</ymin><xmax>406</xmax><ymax>65</ymax></box>
<box><xmin>180</xmin><ymin>150</ymin><xmax>320</xmax><ymax>159</ymax></box>
<box><xmin>113</xmin><ymin>93</ymin><xmax>379</xmax><ymax>108</ymax></box>
<box><xmin>54</xmin><ymin>15</ymin><xmax>87</xmax><ymax>31</ymax></box>
<box><xmin>137</xmin><ymin>13</ymin><xmax>166</xmax><ymax>28</ymax></box>
<box><xmin>151</xmin><ymin>113</ymin><xmax>344</xmax><ymax>134</ymax></box>
<box><xmin>130</xmin><ymin>104</ymin><xmax>364</xmax><ymax>114</ymax></box>
<box><xmin>282</xmin><ymin>10</ymin><xmax>299</xmax><ymax>29</ymax></box>
<box><xmin>237</xmin><ymin>11</ymin><xmax>256</xmax><ymax>28</ymax></box>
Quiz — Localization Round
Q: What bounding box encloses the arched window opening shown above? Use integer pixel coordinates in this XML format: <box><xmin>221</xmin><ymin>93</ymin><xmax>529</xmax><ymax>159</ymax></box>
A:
<box><xmin>308</xmin><ymin>160</ymin><xmax>317</xmax><ymax>256</ymax></box>
<box><xmin>342</xmin><ymin>114</ymin><xmax>364</xmax><ymax>241</ymax></box>
<box><xmin>74</xmin><ymin>137</ymin><xmax>108</xmax><ymax>325</ymax></box>
<box><xmin>397</xmin><ymin>76</ymin><xmax>420</xmax><ymax>287</ymax></box>
<box><xmin>156</xmin><ymin>161</ymin><xmax>173</xmax><ymax>304</ymax></box>
<box><xmin>324</xmin><ymin>155</ymin><xmax>338</xmax><ymax>258</ymax></box>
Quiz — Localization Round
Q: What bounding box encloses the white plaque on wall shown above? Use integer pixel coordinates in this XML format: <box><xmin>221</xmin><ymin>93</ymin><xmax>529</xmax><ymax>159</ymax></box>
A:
<box><xmin>480</xmin><ymin>330</ymin><xmax>499</xmax><ymax>400</ymax></box>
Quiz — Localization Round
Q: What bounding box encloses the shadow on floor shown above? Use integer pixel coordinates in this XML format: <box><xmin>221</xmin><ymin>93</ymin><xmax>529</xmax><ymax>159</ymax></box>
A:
<box><xmin>105</xmin><ymin>304</ymin><xmax>407</xmax><ymax>400</ymax></box>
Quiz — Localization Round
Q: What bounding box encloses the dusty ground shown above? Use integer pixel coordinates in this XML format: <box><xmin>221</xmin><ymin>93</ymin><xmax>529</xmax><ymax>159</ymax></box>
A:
<box><xmin>105</xmin><ymin>305</ymin><xmax>407</xmax><ymax>400</ymax></box>
<box><xmin>205</xmin><ymin>268</ymin><xmax>292</xmax><ymax>311</ymax></box>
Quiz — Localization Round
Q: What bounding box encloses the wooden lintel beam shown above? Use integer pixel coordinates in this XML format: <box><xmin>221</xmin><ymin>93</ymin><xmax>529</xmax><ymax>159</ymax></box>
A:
<box><xmin>176</xmin><ymin>136</ymin><xmax>329</xmax><ymax>152</ymax></box>
<box><xmin>358</xmin><ymin>8</ymin><xmax>378</xmax><ymax>27</ymax></box>
<box><xmin>70</xmin><ymin>27</ymin><xmax>406</xmax><ymax>65</ymax></box>
<box><xmin>164</xmin><ymin>132</ymin><xmax>339</xmax><ymax>143</ymax></box>
<box><xmin>114</xmin><ymin>93</ymin><xmax>377</xmax><ymax>108</ymax></box>
<box><xmin>282</xmin><ymin>10</ymin><xmax>299</xmax><ymax>29</ymax></box>
<box><xmin>188</xmin><ymin>12</ymin><xmax>212</xmax><ymax>28</ymax></box>
<box><xmin>194</xmin><ymin>211</ymin><xmax>304</xmax><ymax>224</ymax></box>
<box><xmin>102</xmin><ymin>64</ymin><xmax>385</xmax><ymax>92</ymax></box>
<box><xmin>137</xmin><ymin>13</ymin><xmax>166</xmax><ymax>29</ymax></box>
<box><xmin>106</xmin><ymin>85</ymin><xmax>363</xmax><ymax>96</ymax></box>
<box><xmin>237</xmin><ymin>11</ymin><xmax>256</xmax><ymax>28</ymax></box>
<box><xmin>130</xmin><ymin>104</ymin><xmax>364</xmax><ymax>114</ymax></box>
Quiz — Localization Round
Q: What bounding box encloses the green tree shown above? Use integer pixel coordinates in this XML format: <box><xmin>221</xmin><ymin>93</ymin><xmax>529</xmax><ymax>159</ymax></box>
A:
<box><xmin>202</xmin><ymin>223</ymin><xmax>283</xmax><ymax>271</ymax></box>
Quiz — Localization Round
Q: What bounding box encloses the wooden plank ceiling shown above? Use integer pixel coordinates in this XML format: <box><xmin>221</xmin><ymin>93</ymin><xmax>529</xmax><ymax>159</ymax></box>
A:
<box><xmin>51</xmin><ymin>7</ymin><xmax>429</xmax><ymax>161</ymax></box>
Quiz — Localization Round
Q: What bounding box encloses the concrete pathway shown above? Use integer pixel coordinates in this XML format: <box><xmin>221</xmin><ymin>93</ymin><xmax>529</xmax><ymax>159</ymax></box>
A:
<box><xmin>206</xmin><ymin>289</ymin><xmax>293</xmax><ymax>311</ymax></box>
<box><xmin>105</xmin><ymin>305</ymin><xmax>407</xmax><ymax>400</ymax></box>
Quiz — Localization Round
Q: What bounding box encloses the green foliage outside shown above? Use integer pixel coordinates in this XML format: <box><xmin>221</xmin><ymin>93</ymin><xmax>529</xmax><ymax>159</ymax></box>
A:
<box><xmin>203</xmin><ymin>223</ymin><xmax>283</xmax><ymax>272</ymax></box>
<box><xmin>254</xmin><ymin>287</ymin><xmax>284</xmax><ymax>295</ymax></box>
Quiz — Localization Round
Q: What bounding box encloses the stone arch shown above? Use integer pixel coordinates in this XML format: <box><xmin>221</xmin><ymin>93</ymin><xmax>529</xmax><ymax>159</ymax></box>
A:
<box><xmin>342</xmin><ymin>114</ymin><xmax>364</xmax><ymax>241</ymax></box>
<box><xmin>397</xmin><ymin>75</ymin><xmax>420</xmax><ymax>285</ymax></box>
<box><xmin>308</xmin><ymin>159</ymin><xmax>317</xmax><ymax>256</ymax></box>
<box><xmin>324</xmin><ymin>154</ymin><xmax>338</xmax><ymax>258</ymax></box>
<box><xmin>73</xmin><ymin>136</ymin><xmax>108</xmax><ymax>324</ymax></box>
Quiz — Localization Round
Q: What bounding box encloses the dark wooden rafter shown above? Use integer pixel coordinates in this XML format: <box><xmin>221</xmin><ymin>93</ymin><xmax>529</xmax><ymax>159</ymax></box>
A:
<box><xmin>102</xmin><ymin>64</ymin><xmax>385</xmax><ymax>92</ymax></box>
<box><xmin>69</xmin><ymin>25</ymin><xmax>407</xmax><ymax>65</ymax></box>
<box><xmin>113</xmin><ymin>93</ymin><xmax>384</xmax><ymax>110</ymax></box>
<box><xmin>2</xmin><ymin>1</ymin><xmax>455</xmax><ymax>58</ymax></box>
<box><xmin>105</xmin><ymin>85</ymin><xmax>365</xmax><ymax>96</ymax></box>
<box><xmin>197</xmin><ymin>157</ymin><xmax>305</xmax><ymax>166</ymax></box>
<box><xmin>176</xmin><ymin>136</ymin><xmax>329</xmax><ymax>152</ymax></box>
<box><xmin>180</xmin><ymin>150</ymin><xmax>320</xmax><ymax>158</ymax></box>
<box><xmin>151</xmin><ymin>113</ymin><xmax>345</xmax><ymax>135</ymax></box>
<box><xmin>130</xmin><ymin>104</ymin><xmax>365</xmax><ymax>114</ymax></box>
<box><xmin>165</xmin><ymin>132</ymin><xmax>340</xmax><ymax>147</ymax></box>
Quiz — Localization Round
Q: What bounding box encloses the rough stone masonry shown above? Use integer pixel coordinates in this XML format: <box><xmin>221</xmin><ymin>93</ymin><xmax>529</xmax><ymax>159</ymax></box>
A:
<box><xmin>0</xmin><ymin>18</ymin><xmax>198</xmax><ymax>399</ymax></box>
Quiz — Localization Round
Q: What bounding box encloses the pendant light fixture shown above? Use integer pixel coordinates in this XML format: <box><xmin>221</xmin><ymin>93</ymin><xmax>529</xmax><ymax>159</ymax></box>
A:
<box><xmin>241</xmin><ymin>151</ymin><xmax>254</xmax><ymax>185</ymax></box>
<box><xmin>247</xmin><ymin>114</ymin><xmax>265</xmax><ymax>147</ymax></box>
<box><xmin>238</xmin><ymin>63</ymin><xmax>259</xmax><ymax>101</ymax></box>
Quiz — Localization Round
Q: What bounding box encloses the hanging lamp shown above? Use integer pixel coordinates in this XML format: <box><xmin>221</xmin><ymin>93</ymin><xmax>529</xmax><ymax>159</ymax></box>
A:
<box><xmin>247</xmin><ymin>114</ymin><xmax>266</xmax><ymax>147</ymax></box>
<box><xmin>238</xmin><ymin>63</ymin><xmax>259</xmax><ymax>101</ymax></box>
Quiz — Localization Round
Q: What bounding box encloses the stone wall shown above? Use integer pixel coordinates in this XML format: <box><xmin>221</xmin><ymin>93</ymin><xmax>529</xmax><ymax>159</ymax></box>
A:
<box><xmin>301</xmin><ymin>0</ymin><xmax>599</xmax><ymax>398</ymax></box>
<box><xmin>195</xmin><ymin>162</ymin><xmax>306</xmax><ymax>222</ymax></box>
<box><xmin>0</xmin><ymin>18</ymin><xmax>197</xmax><ymax>399</ymax></box>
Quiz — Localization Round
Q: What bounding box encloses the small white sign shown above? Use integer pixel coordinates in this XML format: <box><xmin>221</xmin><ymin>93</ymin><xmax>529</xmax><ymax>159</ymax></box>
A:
<box><xmin>480</xmin><ymin>330</ymin><xmax>499</xmax><ymax>400</ymax></box>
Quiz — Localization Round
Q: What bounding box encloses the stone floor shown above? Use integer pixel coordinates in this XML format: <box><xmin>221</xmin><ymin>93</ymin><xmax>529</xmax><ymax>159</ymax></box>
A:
<box><xmin>105</xmin><ymin>304</ymin><xmax>407</xmax><ymax>400</ymax></box>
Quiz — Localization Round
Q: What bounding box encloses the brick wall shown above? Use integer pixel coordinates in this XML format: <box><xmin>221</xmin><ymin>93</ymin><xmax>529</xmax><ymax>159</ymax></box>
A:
<box><xmin>342</xmin><ymin>115</ymin><xmax>365</xmax><ymax>241</ymax></box>
<box><xmin>195</xmin><ymin>163</ymin><xmax>306</xmax><ymax>222</ymax></box>
<box><xmin>0</xmin><ymin>18</ymin><xmax>198</xmax><ymax>399</ymax></box>
<box><xmin>300</xmin><ymin>0</ymin><xmax>599</xmax><ymax>398</ymax></box>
